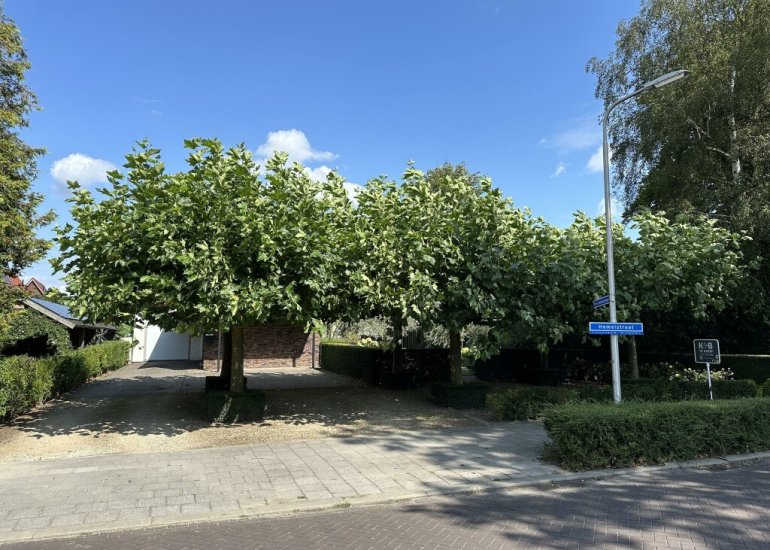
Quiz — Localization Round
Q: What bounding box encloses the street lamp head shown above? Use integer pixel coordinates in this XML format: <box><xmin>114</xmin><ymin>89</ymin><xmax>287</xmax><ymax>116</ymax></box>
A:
<box><xmin>640</xmin><ymin>69</ymin><xmax>689</xmax><ymax>91</ymax></box>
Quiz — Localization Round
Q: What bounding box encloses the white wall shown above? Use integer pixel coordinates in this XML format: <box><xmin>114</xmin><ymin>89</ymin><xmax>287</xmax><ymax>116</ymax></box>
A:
<box><xmin>131</xmin><ymin>322</ymin><xmax>203</xmax><ymax>362</ymax></box>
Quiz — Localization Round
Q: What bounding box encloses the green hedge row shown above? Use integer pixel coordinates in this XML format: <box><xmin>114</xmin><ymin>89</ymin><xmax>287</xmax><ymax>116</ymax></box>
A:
<box><xmin>487</xmin><ymin>379</ymin><xmax>760</xmax><ymax>421</ymax></box>
<box><xmin>320</xmin><ymin>343</ymin><xmax>383</xmax><ymax>383</ymax></box>
<box><xmin>638</xmin><ymin>353</ymin><xmax>770</xmax><ymax>383</ymax></box>
<box><xmin>0</xmin><ymin>340</ymin><xmax>131</xmax><ymax>421</ymax></box>
<box><xmin>543</xmin><ymin>398</ymin><xmax>770</xmax><ymax>470</ymax></box>
<box><xmin>320</xmin><ymin>343</ymin><xmax>450</xmax><ymax>386</ymax></box>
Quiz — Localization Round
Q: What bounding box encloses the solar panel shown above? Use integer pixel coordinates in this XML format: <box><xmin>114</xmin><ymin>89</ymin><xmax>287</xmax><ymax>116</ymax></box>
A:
<box><xmin>29</xmin><ymin>297</ymin><xmax>84</xmax><ymax>321</ymax></box>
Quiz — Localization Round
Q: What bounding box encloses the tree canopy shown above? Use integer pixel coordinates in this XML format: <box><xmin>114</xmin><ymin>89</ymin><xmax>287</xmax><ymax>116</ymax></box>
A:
<box><xmin>0</xmin><ymin>9</ymin><xmax>52</xmax><ymax>326</ymax></box>
<box><xmin>588</xmin><ymin>0</ymin><xmax>770</xmax><ymax>347</ymax></box>
<box><xmin>54</xmin><ymin>139</ymin><xmax>353</xmax><ymax>334</ymax></box>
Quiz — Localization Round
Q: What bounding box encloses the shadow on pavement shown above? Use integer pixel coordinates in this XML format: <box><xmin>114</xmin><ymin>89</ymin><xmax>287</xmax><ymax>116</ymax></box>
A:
<box><xmin>397</xmin><ymin>459</ymin><xmax>770</xmax><ymax>548</ymax></box>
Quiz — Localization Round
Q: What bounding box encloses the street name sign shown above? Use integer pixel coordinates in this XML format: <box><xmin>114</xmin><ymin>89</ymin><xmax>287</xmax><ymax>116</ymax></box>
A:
<box><xmin>593</xmin><ymin>295</ymin><xmax>610</xmax><ymax>309</ymax></box>
<box><xmin>693</xmin><ymin>339</ymin><xmax>720</xmax><ymax>365</ymax></box>
<box><xmin>588</xmin><ymin>322</ymin><xmax>644</xmax><ymax>336</ymax></box>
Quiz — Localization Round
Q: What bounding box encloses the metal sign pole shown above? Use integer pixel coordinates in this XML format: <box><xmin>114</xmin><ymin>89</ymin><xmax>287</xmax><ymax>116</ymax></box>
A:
<box><xmin>706</xmin><ymin>362</ymin><xmax>713</xmax><ymax>401</ymax></box>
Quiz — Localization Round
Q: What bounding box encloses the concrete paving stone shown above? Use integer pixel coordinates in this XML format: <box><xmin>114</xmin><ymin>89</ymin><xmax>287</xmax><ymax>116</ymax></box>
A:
<box><xmin>117</xmin><ymin>508</ymin><xmax>151</xmax><ymax>522</ymax></box>
<box><xmin>49</xmin><ymin>513</ymin><xmax>87</xmax><ymax>527</ymax></box>
<box><xmin>13</xmin><ymin>517</ymin><xmax>51</xmax><ymax>531</ymax></box>
<box><xmin>84</xmin><ymin>511</ymin><xmax>120</xmax><ymax>525</ymax></box>
<box><xmin>207</xmin><ymin>502</ymin><xmax>241</xmax><ymax>515</ymax></box>
<box><xmin>165</xmin><ymin>495</ymin><xmax>196</xmax><ymax>506</ymax></box>
<box><xmin>136</xmin><ymin>497</ymin><xmax>166</xmax><ymax>508</ymax></box>
<box><xmin>180</xmin><ymin>503</ymin><xmax>211</xmax><ymax>515</ymax></box>
<box><xmin>149</xmin><ymin>505</ymin><xmax>181</xmax><ymax>518</ymax></box>
<box><xmin>5</xmin><ymin>509</ymin><xmax>43</xmax><ymax>520</ymax></box>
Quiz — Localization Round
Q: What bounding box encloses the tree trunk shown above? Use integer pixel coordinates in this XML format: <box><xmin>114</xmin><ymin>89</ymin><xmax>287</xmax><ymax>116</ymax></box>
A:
<box><xmin>540</xmin><ymin>349</ymin><xmax>550</xmax><ymax>370</ymax></box>
<box><xmin>229</xmin><ymin>326</ymin><xmax>245</xmax><ymax>393</ymax></box>
<box><xmin>628</xmin><ymin>336</ymin><xmax>639</xmax><ymax>379</ymax></box>
<box><xmin>219</xmin><ymin>330</ymin><xmax>233</xmax><ymax>383</ymax></box>
<box><xmin>391</xmin><ymin>313</ymin><xmax>403</xmax><ymax>372</ymax></box>
<box><xmin>449</xmin><ymin>329</ymin><xmax>463</xmax><ymax>386</ymax></box>
<box><xmin>728</xmin><ymin>65</ymin><xmax>741</xmax><ymax>182</ymax></box>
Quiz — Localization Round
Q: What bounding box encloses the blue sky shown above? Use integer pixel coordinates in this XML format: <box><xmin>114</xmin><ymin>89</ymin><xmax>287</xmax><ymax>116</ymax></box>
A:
<box><xmin>9</xmin><ymin>0</ymin><xmax>639</xmax><ymax>289</ymax></box>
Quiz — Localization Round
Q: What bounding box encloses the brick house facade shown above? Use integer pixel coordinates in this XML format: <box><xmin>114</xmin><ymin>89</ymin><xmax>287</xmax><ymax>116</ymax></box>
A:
<box><xmin>202</xmin><ymin>324</ymin><xmax>319</xmax><ymax>371</ymax></box>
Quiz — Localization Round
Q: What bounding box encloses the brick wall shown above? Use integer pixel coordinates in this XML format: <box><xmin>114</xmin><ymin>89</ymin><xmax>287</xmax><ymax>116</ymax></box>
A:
<box><xmin>202</xmin><ymin>324</ymin><xmax>320</xmax><ymax>370</ymax></box>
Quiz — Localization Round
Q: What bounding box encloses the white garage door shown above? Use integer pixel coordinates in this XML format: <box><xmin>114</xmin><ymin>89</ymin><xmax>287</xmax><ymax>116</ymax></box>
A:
<box><xmin>132</xmin><ymin>323</ymin><xmax>203</xmax><ymax>362</ymax></box>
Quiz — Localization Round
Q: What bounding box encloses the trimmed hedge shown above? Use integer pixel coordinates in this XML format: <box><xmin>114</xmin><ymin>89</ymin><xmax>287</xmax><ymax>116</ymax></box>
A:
<box><xmin>474</xmin><ymin>348</ymin><xmax>770</xmax><ymax>385</ymax></box>
<box><xmin>0</xmin><ymin>340</ymin><xmax>131</xmax><ymax>421</ymax></box>
<box><xmin>320</xmin><ymin>343</ymin><xmax>384</xmax><ymax>383</ymax></box>
<box><xmin>430</xmin><ymin>381</ymin><xmax>489</xmax><ymax>408</ymax></box>
<box><xmin>638</xmin><ymin>352</ymin><xmax>770</xmax><ymax>383</ymax></box>
<box><xmin>543</xmin><ymin>398</ymin><xmax>770</xmax><ymax>470</ymax></box>
<box><xmin>320</xmin><ymin>343</ymin><xmax>450</xmax><ymax>386</ymax></box>
<box><xmin>622</xmin><ymin>378</ymin><xmax>759</xmax><ymax>401</ymax></box>
<box><xmin>487</xmin><ymin>379</ymin><xmax>759</xmax><ymax>421</ymax></box>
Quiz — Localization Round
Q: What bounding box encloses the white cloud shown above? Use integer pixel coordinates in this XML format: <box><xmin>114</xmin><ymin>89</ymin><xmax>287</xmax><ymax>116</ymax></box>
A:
<box><xmin>256</xmin><ymin>129</ymin><xmax>337</xmax><ymax>164</ymax></box>
<box><xmin>596</xmin><ymin>196</ymin><xmax>622</xmax><ymax>219</ymax></box>
<box><xmin>547</xmin><ymin>117</ymin><xmax>600</xmax><ymax>152</ymax></box>
<box><xmin>586</xmin><ymin>145</ymin><xmax>610</xmax><ymax>173</ymax></box>
<box><xmin>304</xmin><ymin>165</ymin><xmax>333</xmax><ymax>182</ymax></box>
<box><xmin>550</xmin><ymin>162</ymin><xmax>567</xmax><ymax>178</ymax></box>
<box><xmin>50</xmin><ymin>153</ymin><xmax>117</xmax><ymax>187</ymax></box>
<box><xmin>342</xmin><ymin>181</ymin><xmax>362</xmax><ymax>202</ymax></box>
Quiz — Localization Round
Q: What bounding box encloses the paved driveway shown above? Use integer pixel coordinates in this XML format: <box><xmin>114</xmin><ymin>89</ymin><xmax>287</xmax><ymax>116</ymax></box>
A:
<box><xmin>0</xmin><ymin>362</ymin><xmax>490</xmax><ymax>462</ymax></box>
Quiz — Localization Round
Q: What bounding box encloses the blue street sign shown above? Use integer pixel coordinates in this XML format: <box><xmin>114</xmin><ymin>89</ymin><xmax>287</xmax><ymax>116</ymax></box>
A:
<box><xmin>593</xmin><ymin>295</ymin><xmax>610</xmax><ymax>309</ymax></box>
<box><xmin>589</xmin><ymin>322</ymin><xmax>644</xmax><ymax>336</ymax></box>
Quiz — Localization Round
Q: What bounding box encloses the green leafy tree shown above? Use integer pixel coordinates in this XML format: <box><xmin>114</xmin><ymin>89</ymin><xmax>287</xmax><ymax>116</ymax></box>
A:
<box><xmin>613</xmin><ymin>212</ymin><xmax>746</xmax><ymax>375</ymax></box>
<box><xmin>348</xmin><ymin>175</ymin><xmax>433</xmax><ymax>366</ymax></box>
<box><xmin>516</xmin><ymin>213</ymin><xmax>606</xmax><ymax>361</ymax></box>
<box><xmin>588</xmin><ymin>0</ymin><xmax>770</xmax><ymax>346</ymax></box>
<box><xmin>393</xmin><ymin>164</ymin><xmax>529</xmax><ymax>385</ymax></box>
<box><xmin>54</xmin><ymin>139</ymin><xmax>353</xmax><ymax>392</ymax></box>
<box><xmin>0</xmin><ymin>10</ymin><xmax>52</xmax><ymax>326</ymax></box>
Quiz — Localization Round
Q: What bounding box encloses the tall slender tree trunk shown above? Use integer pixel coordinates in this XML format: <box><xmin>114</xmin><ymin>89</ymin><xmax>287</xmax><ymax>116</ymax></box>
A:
<box><xmin>229</xmin><ymin>326</ymin><xmax>245</xmax><ymax>393</ymax></box>
<box><xmin>391</xmin><ymin>313</ymin><xmax>403</xmax><ymax>373</ymax></box>
<box><xmin>628</xmin><ymin>336</ymin><xmax>639</xmax><ymax>379</ymax></box>
<box><xmin>449</xmin><ymin>329</ymin><xmax>463</xmax><ymax>386</ymax></box>
<box><xmin>219</xmin><ymin>330</ymin><xmax>233</xmax><ymax>382</ymax></box>
<box><xmin>728</xmin><ymin>65</ymin><xmax>741</xmax><ymax>183</ymax></box>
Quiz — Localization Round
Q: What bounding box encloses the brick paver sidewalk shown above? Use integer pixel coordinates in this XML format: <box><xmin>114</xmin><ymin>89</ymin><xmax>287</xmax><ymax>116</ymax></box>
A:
<box><xmin>0</xmin><ymin>423</ymin><xmax>561</xmax><ymax>542</ymax></box>
<box><xmin>3</xmin><ymin>459</ymin><xmax>769</xmax><ymax>549</ymax></box>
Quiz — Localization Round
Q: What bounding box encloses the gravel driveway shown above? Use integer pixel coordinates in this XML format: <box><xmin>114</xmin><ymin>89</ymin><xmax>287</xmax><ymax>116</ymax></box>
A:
<box><xmin>0</xmin><ymin>362</ymin><xmax>490</xmax><ymax>463</ymax></box>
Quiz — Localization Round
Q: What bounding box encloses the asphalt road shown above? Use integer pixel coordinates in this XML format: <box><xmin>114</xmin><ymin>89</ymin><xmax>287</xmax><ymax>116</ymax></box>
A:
<box><xmin>3</xmin><ymin>459</ymin><xmax>768</xmax><ymax>550</ymax></box>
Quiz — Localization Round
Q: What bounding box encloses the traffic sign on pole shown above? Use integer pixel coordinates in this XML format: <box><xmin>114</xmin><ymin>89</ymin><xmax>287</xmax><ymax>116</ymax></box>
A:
<box><xmin>593</xmin><ymin>295</ymin><xmax>610</xmax><ymax>309</ymax></box>
<box><xmin>588</xmin><ymin>322</ymin><xmax>644</xmax><ymax>336</ymax></box>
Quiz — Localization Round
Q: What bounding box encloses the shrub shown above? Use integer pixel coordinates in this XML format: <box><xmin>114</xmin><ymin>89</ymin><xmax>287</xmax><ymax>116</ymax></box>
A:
<box><xmin>639</xmin><ymin>353</ymin><xmax>770</xmax><ymax>383</ymax></box>
<box><xmin>0</xmin><ymin>355</ymin><xmax>53</xmax><ymax>419</ymax></box>
<box><xmin>0</xmin><ymin>340</ymin><xmax>131</xmax><ymax>421</ymax></box>
<box><xmin>0</xmin><ymin>310</ymin><xmax>72</xmax><ymax>357</ymax></box>
<box><xmin>320</xmin><ymin>343</ymin><xmax>450</xmax><ymax>385</ymax></box>
<box><xmin>431</xmin><ymin>381</ymin><xmax>489</xmax><ymax>409</ymax></box>
<box><xmin>487</xmin><ymin>379</ymin><xmax>758</xmax><ymax>422</ymax></box>
<box><xmin>762</xmin><ymin>379</ymin><xmax>770</xmax><ymax>397</ymax></box>
<box><xmin>543</xmin><ymin>398</ymin><xmax>770</xmax><ymax>470</ymax></box>
<box><xmin>622</xmin><ymin>378</ymin><xmax>758</xmax><ymax>401</ymax></box>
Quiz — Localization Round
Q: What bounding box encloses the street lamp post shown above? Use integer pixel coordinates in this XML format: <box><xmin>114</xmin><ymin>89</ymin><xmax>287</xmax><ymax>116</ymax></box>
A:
<box><xmin>602</xmin><ymin>69</ymin><xmax>689</xmax><ymax>404</ymax></box>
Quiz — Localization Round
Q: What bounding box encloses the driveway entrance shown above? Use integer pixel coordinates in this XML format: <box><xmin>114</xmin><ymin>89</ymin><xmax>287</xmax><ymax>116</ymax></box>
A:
<box><xmin>0</xmin><ymin>362</ymin><xmax>489</xmax><ymax>463</ymax></box>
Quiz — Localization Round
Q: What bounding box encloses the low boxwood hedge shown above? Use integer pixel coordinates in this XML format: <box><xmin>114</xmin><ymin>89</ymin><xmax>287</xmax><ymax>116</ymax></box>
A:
<box><xmin>487</xmin><ymin>379</ymin><xmax>759</xmax><ymax>421</ymax></box>
<box><xmin>0</xmin><ymin>340</ymin><xmax>131</xmax><ymax>421</ymax></box>
<box><xmin>430</xmin><ymin>381</ymin><xmax>489</xmax><ymax>408</ymax></box>
<box><xmin>542</xmin><ymin>398</ymin><xmax>770</xmax><ymax>470</ymax></box>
